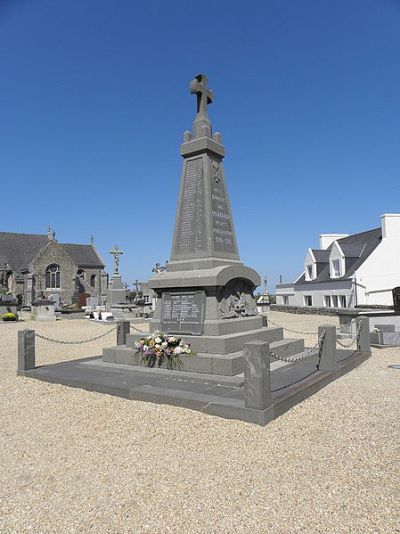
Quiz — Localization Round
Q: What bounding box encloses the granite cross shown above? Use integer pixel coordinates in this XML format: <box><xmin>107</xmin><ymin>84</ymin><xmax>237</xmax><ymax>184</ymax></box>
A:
<box><xmin>109</xmin><ymin>245</ymin><xmax>123</xmax><ymax>275</ymax></box>
<box><xmin>190</xmin><ymin>74</ymin><xmax>213</xmax><ymax>120</ymax></box>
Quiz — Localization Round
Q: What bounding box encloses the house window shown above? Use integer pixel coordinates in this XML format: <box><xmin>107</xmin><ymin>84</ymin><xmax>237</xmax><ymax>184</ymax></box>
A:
<box><xmin>46</xmin><ymin>264</ymin><xmax>61</xmax><ymax>289</ymax></box>
<box><xmin>77</xmin><ymin>269</ymin><xmax>85</xmax><ymax>280</ymax></box>
<box><xmin>306</xmin><ymin>264</ymin><xmax>313</xmax><ymax>280</ymax></box>
<box><xmin>340</xmin><ymin>295</ymin><xmax>346</xmax><ymax>308</ymax></box>
<box><xmin>90</xmin><ymin>274</ymin><xmax>96</xmax><ymax>288</ymax></box>
<box><xmin>331</xmin><ymin>259</ymin><xmax>341</xmax><ymax>278</ymax></box>
<box><xmin>304</xmin><ymin>295</ymin><xmax>313</xmax><ymax>307</ymax></box>
<box><xmin>283</xmin><ymin>296</ymin><xmax>289</xmax><ymax>305</ymax></box>
<box><xmin>324</xmin><ymin>295</ymin><xmax>331</xmax><ymax>307</ymax></box>
<box><xmin>332</xmin><ymin>295</ymin><xmax>338</xmax><ymax>308</ymax></box>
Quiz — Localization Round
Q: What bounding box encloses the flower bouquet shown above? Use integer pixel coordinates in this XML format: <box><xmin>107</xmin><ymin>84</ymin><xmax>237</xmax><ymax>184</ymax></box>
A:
<box><xmin>135</xmin><ymin>330</ymin><xmax>193</xmax><ymax>369</ymax></box>
<box><xmin>2</xmin><ymin>312</ymin><xmax>18</xmax><ymax>322</ymax></box>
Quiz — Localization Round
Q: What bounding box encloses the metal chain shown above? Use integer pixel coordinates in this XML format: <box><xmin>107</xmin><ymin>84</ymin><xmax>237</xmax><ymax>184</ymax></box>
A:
<box><xmin>271</xmin><ymin>367</ymin><xmax>320</xmax><ymax>393</ymax></box>
<box><xmin>336</xmin><ymin>319</ymin><xmax>362</xmax><ymax>348</ymax></box>
<box><xmin>337</xmin><ymin>321</ymin><xmax>363</xmax><ymax>363</ymax></box>
<box><xmin>129</xmin><ymin>324</ymin><xmax>149</xmax><ymax>334</ymax></box>
<box><xmin>35</xmin><ymin>325</ymin><xmax>117</xmax><ymax>344</ymax></box>
<box><xmin>270</xmin><ymin>329</ymin><xmax>326</xmax><ymax>392</ymax></box>
<box><xmin>266</xmin><ymin>317</ymin><xmax>318</xmax><ymax>336</ymax></box>
<box><xmin>269</xmin><ymin>329</ymin><xmax>326</xmax><ymax>364</ymax></box>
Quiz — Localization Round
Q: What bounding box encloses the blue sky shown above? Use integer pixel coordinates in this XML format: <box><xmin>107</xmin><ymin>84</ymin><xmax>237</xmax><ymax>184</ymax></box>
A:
<box><xmin>1</xmin><ymin>0</ymin><xmax>399</xmax><ymax>291</ymax></box>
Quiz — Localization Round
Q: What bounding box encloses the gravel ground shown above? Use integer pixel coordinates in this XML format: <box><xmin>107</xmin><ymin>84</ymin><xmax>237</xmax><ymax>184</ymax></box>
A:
<box><xmin>0</xmin><ymin>312</ymin><xmax>399</xmax><ymax>533</ymax></box>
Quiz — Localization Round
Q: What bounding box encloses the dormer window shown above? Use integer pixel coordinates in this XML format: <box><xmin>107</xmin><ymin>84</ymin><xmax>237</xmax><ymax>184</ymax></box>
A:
<box><xmin>306</xmin><ymin>265</ymin><xmax>313</xmax><ymax>280</ymax></box>
<box><xmin>331</xmin><ymin>259</ymin><xmax>341</xmax><ymax>278</ymax></box>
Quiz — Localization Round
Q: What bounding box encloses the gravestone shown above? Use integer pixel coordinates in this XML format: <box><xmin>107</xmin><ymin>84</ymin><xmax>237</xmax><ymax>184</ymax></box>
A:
<box><xmin>139</xmin><ymin>74</ymin><xmax>270</xmax><ymax>357</ymax></box>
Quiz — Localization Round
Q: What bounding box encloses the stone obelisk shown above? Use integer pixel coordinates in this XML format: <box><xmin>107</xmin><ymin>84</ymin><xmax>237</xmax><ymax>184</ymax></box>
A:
<box><xmin>148</xmin><ymin>74</ymin><xmax>269</xmax><ymax>360</ymax></box>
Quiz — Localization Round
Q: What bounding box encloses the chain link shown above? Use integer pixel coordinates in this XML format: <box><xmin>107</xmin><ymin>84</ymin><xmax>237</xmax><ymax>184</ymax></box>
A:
<box><xmin>269</xmin><ymin>329</ymin><xmax>326</xmax><ymax>365</ymax></box>
<box><xmin>129</xmin><ymin>324</ymin><xmax>149</xmax><ymax>334</ymax></box>
<box><xmin>266</xmin><ymin>317</ymin><xmax>318</xmax><ymax>336</ymax></box>
<box><xmin>336</xmin><ymin>320</ymin><xmax>363</xmax><ymax>363</ymax></box>
<box><xmin>271</xmin><ymin>367</ymin><xmax>320</xmax><ymax>393</ymax></box>
<box><xmin>270</xmin><ymin>329</ymin><xmax>326</xmax><ymax>392</ymax></box>
<box><xmin>35</xmin><ymin>325</ymin><xmax>117</xmax><ymax>345</ymax></box>
<box><xmin>336</xmin><ymin>319</ymin><xmax>362</xmax><ymax>348</ymax></box>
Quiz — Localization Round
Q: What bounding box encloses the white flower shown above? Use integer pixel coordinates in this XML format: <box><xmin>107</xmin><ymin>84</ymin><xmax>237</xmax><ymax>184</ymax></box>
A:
<box><xmin>155</xmin><ymin>344</ymin><xmax>161</xmax><ymax>349</ymax></box>
<box><xmin>168</xmin><ymin>336</ymin><xmax>176</xmax><ymax>343</ymax></box>
<box><xmin>155</xmin><ymin>337</ymin><xmax>162</xmax><ymax>344</ymax></box>
<box><xmin>161</xmin><ymin>341</ymin><xmax>168</xmax><ymax>348</ymax></box>
<box><xmin>174</xmin><ymin>346</ymin><xmax>183</xmax><ymax>354</ymax></box>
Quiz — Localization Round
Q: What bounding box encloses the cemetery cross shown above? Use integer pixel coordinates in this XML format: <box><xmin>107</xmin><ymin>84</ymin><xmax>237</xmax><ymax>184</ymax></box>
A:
<box><xmin>109</xmin><ymin>245</ymin><xmax>124</xmax><ymax>276</ymax></box>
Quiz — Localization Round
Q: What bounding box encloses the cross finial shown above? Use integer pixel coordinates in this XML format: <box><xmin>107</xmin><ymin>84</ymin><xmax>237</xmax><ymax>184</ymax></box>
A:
<box><xmin>190</xmin><ymin>74</ymin><xmax>213</xmax><ymax>138</ymax></box>
<box><xmin>109</xmin><ymin>244</ymin><xmax>123</xmax><ymax>275</ymax></box>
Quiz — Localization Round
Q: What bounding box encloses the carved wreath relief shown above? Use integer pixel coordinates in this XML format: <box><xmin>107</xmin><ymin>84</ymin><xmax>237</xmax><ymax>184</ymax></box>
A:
<box><xmin>218</xmin><ymin>279</ymin><xmax>258</xmax><ymax>319</ymax></box>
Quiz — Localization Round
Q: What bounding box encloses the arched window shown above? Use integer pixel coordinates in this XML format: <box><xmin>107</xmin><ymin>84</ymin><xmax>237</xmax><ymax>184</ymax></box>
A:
<box><xmin>77</xmin><ymin>268</ymin><xmax>85</xmax><ymax>280</ymax></box>
<box><xmin>90</xmin><ymin>274</ymin><xmax>96</xmax><ymax>288</ymax></box>
<box><xmin>46</xmin><ymin>264</ymin><xmax>61</xmax><ymax>289</ymax></box>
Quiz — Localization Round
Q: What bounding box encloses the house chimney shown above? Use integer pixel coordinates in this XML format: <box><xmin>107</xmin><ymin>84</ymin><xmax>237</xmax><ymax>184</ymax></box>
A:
<box><xmin>319</xmin><ymin>233</ymin><xmax>349</xmax><ymax>250</ymax></box>
<box><xmin>381</xmin><ymin>214</ymin><xmax>400</xmax><ymax>239</ymax></box>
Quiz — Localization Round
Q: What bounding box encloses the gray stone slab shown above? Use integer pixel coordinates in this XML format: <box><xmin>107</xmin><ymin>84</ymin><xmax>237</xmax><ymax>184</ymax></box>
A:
<box><xmin>18</xmin><ymin>349</ymin><xmax>370</xmax><ymax>426</ymax></box>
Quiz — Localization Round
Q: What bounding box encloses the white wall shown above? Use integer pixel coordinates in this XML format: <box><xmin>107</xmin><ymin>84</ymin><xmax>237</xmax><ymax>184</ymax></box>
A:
<box><xmin>355</xmin><ymin>216</ymin><xmax>400</xmax><ymax>305</ymax></box>
<box><xmin>319</xmin><ymin>233</ymin><xmax>348</xmax><ymax>249</ymax></box>
<box><xmin>292</xmin><ymin>280</ymin><xmax>353</xmax><ymax>308</ymax></box>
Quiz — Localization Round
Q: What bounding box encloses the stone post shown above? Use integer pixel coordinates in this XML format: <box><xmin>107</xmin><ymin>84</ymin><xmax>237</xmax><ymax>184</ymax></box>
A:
<box><xmin>116</xmin><ymin>320</ymin><xmax>130</xmax><ymax>346</ymax></box>
<box><xmin>18</xmin><ymin>329</ymin><xmax>35</xmax><ymax>371</ymax></box>
<box><xmin>357</xmin><ymin>316</ymin><xmax>371</xmax><ymax>355</ymax></box>
<box><xmin>318</xmin><ymin>325</ymin><xmax>337</xmax><ymax>372</ymax></box>
<box><xmin>244</xmin><ymin>341</ymin><xmax>271</xmax><ymax>410</ymax></box>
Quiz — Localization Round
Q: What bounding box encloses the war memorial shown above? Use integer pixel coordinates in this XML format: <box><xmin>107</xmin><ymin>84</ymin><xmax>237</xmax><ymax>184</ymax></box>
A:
<box><xmin>16</xmin><ymin>75</ymin><xmax>372</xmax><ymax>426</ymax></box>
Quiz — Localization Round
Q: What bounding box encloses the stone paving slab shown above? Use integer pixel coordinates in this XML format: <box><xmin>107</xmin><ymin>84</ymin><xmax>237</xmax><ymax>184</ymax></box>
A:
<box><xmin>18</xmin><ymin>349</ymin><xmax>370</xmax><ymax>425</ymax></box>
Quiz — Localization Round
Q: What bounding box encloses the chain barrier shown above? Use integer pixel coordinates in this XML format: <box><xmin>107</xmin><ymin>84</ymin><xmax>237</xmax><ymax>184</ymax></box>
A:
<box><xmin>269</xmin><ymin>329</ymin><xmax>326</xmax><ymax>365</ymax></box>
<box><xmin>337</xmin><ymin>320</ymin><xmax>363</xmax><ymax>363</ymax></box>
<box><xmin>35</xmin><ymin>325</ymin><xmax>117</xmax><ymax>345</ymax></box>
<box><xmin>129</xmin><ymin>324</ymin><xmax>149</xmax><ymax>334</ymax></box>
<box><xmin>336</xmin><ymin>319</ymin><xmax>361</xmax><ymax>348</ymax></box>
<box><xmin>266</xmin><ymin>317</ymin><xmax>318</xmax><ymax>336</ymax></box>
<box><xmin>270</xmin><ymin>330</ymin><xmax>326</xmax><ymax>393</ymax></box>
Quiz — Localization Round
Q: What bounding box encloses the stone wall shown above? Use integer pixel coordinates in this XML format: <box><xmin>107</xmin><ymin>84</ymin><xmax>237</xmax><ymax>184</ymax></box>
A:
<box><xmin>29</xmin><ymin>241</ymin><xmax>104</xmax><ymax>305</ymax></box>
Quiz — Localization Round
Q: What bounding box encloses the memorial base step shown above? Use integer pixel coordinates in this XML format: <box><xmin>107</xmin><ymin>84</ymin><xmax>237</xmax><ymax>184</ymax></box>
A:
<box><xmin>126</xmin><ymin>326</ymin><xmax>284</xmax><ymax>356</ymax></box>
<box><xmin>103</xmin><ymin>337</ymin><xmax>304</xmax><ymax>376</ymax></box>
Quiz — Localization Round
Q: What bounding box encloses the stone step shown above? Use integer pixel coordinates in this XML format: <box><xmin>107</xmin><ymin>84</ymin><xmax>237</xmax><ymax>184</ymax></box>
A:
<box><xmin>126</xmin><ymin>326</ymin><xmax>284</xmax><ymax>355</ymax></box>
<box><xmin>270</xmin><ymin>348</ymin><xmax>320</xmax><ymax>370</ymax></box>
<box><xmin>104</xmin><ymin>336</ymin><xmax>306</xmax><ymax>377</ymax></box>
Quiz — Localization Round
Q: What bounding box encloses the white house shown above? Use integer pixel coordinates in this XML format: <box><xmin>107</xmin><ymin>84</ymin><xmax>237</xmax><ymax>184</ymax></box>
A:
<box><xmin>276</xmin><ymin>214</ymin><xmax>400</xmax><ymax>309</ymax></box>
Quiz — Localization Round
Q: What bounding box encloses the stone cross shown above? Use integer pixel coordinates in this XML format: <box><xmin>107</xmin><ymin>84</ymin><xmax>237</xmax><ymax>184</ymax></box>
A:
<box><xmin>109</xmin><ymin>245</ymin><xmax>123</xmax><ymax>275</ymax></box>
<box><xmin>190</xmin><ymin>74</ymin><xmax>213</xmax><ymax>120</ymax></box>
<box><xmin>190</xmin><ymin>74</ymin><xmax>214</xmax><ymax>138</ymax></box>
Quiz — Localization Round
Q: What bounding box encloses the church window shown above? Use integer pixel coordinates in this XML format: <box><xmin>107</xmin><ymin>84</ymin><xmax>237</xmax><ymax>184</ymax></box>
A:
<box><xmin>90</xmin><ymin>274</ymin><xmax>96</xmax><ymax>287</ymax></box>
<box><xmin>77</xmin><ymin>269</ymin><xmax>85</xmax><ymax>280</ymax></box>
<box><xmin>46</xmin><ymin>264</ymin><xmax>61</xmax><ymax>289</ymax></box>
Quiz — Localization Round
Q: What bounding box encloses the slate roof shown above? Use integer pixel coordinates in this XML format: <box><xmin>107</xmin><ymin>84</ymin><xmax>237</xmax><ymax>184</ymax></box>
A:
<box><xmin>0</xmin><ymin>232</ymin><xmax>104</xmax><ymax>272</ymax></box>
<box><xmin>312</xmin><ymin>249</ymin><xmax>330</xmax><ymax>262</ymax></box>
<box><xmin>61</xmin><ymin>244</ymin><xmax>104</xmax><ymax>268</ymax></box>
<box><xmin>0</xmin><ymin>232</ymin><xmax>49</xmax><ymax>272</ymax></box>
<box><xmin>296</xmin><ymin>227</ymin><xmax>381</xmax><ymax>285</ymax></box>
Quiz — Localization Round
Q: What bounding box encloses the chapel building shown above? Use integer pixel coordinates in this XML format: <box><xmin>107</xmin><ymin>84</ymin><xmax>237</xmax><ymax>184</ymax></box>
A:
<box><xmin>0</xmin><ymin>227</ymin><xmax>108</xmax><ymax>306</ymax></box>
